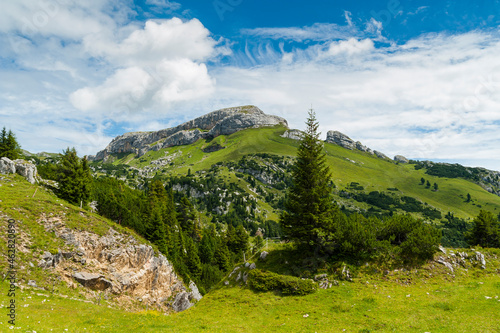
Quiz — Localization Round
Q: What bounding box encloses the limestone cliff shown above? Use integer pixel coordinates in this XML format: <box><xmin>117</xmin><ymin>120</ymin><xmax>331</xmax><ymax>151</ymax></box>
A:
<box><xmin>89</xmin><ymin>105</ymin><xmax>288</xmax><ymax>162</ymax></box>
<box><xmin>35</xmin><ymin>213</ymin><xmax>201</xmax><ymax>312</ymax></box>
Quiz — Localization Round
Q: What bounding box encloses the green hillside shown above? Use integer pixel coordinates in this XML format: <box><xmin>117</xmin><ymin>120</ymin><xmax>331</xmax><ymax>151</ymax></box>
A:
<box><xmin>92</xmin><ymin>125</ymin><xmax>500</xmax><ymax>222</ymax></box>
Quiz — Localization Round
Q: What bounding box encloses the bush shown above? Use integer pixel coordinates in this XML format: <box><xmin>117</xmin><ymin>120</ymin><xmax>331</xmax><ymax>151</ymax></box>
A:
<box><xmin>248</xmin><ymin>269</ymin><xmax>316</xmax><ymax>295</ymax></box>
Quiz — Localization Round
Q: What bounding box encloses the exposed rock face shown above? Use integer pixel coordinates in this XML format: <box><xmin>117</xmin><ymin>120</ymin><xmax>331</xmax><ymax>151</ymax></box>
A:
<box><xmin>394</xmin><ymin>155</ymin><xmax>409</xmax><ymax>163</ymax></box>
<box><xmin>89</xmin><ymin>106</ymin><xmax>288</xmax><ymax>161</ymax></box>
<box><xmin>326</xmin><ymin>131</ymin><xmax>357</xmax><ymax>150</ymax></box>
<box><xmin>73</xmin><ymin>272</ymin><xmax>113</xmax><ymax>291</ymax></box>
<box><xmin>325</xmin><ymin>131</ymin><xmax>396</xmax><ymax>161</ymax></box>
<box><xmin>38</xmin><ymin>214</ymin><xmax>201</xmax><ymax>312</ymax></box>
<box><xmin>281</xmin><ymin>129</ymin><xmax>303</xmax><ymax>140</ymax></box>
<box><xmin>0</xmin><ymin>157</ymin><xmax>38</xmax><ymax>184</ymax></box>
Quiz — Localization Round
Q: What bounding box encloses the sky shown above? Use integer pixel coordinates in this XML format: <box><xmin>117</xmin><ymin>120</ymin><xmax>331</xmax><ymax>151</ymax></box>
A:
<box><xmin>1</xmin><ymin>0</ymin><xmax>500</xmax><ymax>171</ymax></box>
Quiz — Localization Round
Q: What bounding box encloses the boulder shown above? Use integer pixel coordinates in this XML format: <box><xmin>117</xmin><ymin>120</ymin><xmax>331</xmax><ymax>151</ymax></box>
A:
<box><xmin>0</xmin><ymin>157</ymin><xmax>16</xmax><ymax>174</ymax></box>
<box><xmin>14</xmin><ymin>159</ymin><xmax>37</xmax><ymax>184</ymax></box>
<box><xmin>172</xmin><ymin>292</ymin><xmax>193</xmax><ymax>312</ymax></box>
<box><xmin>394</xmin><ymin>155</ymin><xmax>409</xmax><ymax>164</ymax></box>
<box><xmin>249</xmin><ymin>263</ymin><xmax>256</xmax><ymax>270</ymax></box>
<box><xmin>72</xmin><ymin>272</ymin><xmax>112</xmax><ymax>291</ymax></box>
<box><xmin>374</xmin><ymin>150</ymin><xmax>390</xmax><ymax>160</ymax></box>
<box><xmin>281</xmin><ymin>129</ymin><xmax>302</xmax><ymax>140</ymax></box>
<box><xmin>259</xmin><ymin>251</ymin><xmax>268</xmax><ymax>261</ymax></box>
<box><xmin>188</xmin><ymin>281</ymin><xmax>203</xmax><ymax>302</ymax></box>
<box><xmin>0</xmin><ymin>157</ymin><xmax>38</xmax><ymax>184</ymax></box>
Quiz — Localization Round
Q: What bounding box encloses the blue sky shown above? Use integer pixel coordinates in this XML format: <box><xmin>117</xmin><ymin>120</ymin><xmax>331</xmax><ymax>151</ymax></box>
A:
<box><xmin>1</xmin><ymin>0</ymin><xmax>500</xmax><ymax>171</ymax></box>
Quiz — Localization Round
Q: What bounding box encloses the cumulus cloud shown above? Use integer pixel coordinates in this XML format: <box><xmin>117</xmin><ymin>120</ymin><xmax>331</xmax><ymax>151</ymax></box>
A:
<box><xmin>70</xmin><ymin>17</ymin><xmax>220</xmax><ymax>113</ymax></box>
<box><xmin>70</xmin><ymin>59</ymin><xmax>214</xmax><ymax>112</ymax></box>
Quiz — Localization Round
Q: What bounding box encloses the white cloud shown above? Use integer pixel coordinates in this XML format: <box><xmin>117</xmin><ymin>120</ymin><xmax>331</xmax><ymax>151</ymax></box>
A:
<box><xmin>325</xmin><ymin>38</ymin><xmax>374</xmax><ymax>57</ymax></box>
<box><xmin>209</xmin><ymin>30</ymin><xmax>500</xmax><ymax>170</ymax></box>
<box><xmin>241</xmin><ymin>23</ymin><xmax>360</xmax><ymax>42</ymax></box>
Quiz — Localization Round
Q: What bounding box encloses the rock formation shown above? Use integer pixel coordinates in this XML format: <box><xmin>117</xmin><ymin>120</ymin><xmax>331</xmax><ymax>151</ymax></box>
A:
<box><xmin>37</xmin><ymin>213</ymin><xmax>200</xmax><ymax>312</ymax></box>
<box><xmin>394</xmin><ymin>155</ymin><xmax>409</xmax><ymax>163</ymax></box>
<box><xmin>0</xmin><ymin>157</ymin><xmax>38</xmax><ymax>184</ymax></box>
<box><xmin>89</xmin><ymin>106</ymin><xmax>288</xmax><ymax>162</ymax></box>
<box><xmin>324</xmin><ymin>131</ymin><xmax>393</xmax><ymax>160</ymax></box>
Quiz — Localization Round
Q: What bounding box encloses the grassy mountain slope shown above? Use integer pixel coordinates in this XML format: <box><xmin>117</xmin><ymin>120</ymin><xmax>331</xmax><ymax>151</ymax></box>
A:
<box><xmin>94</xmin><ymin>125</ymin><xmax>500</xmax><ymax>220</ymax></box>
<box><xmin>3</xmin><ymin>243</ymin><xmax>500</xmax><ymax>332</ymax></box>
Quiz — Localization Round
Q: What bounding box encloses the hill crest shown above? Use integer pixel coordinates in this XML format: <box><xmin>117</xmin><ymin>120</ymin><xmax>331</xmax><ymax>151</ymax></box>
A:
<box><xmin>89</xmin><ymin>105</ymin><xmax>288</xmax><ymax>162</ymax></box>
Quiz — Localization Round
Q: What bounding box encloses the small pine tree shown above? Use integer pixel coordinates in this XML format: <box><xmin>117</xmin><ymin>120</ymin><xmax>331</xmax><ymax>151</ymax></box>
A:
<box><xmin>426</xmin><ymin>180</ymin><xmax>431</xmax><ymax>188</ymax></box>
<box><xmin>420</xmin><ymin>177</ymin><xmax>425</xmax><ymax>185</ymax></box>
<box><xmin>433</xmin><ymin>183</ymin><xmax>438</xmax><ymax>191</ymax></box>
<box><xmin>466</xmin><ymin>193</ymin><xmax>471</xmax><ymax>202</ymax></box>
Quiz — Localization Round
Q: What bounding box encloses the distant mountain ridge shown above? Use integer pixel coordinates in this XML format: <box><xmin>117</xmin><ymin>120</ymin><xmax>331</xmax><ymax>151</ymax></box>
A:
<box><xmin>88</xmin><ymin>105</ymin><xmax>288</xmax><ymax>162</ymax></box>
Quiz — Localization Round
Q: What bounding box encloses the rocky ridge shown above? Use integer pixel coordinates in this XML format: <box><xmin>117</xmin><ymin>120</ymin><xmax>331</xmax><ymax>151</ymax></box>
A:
<box><xmin>89</xmin><ymin>105</ymin><xmax>288</xmax><ymax>162</ymax></box>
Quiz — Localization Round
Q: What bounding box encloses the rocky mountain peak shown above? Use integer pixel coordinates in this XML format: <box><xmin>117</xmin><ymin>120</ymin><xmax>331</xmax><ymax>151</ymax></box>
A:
<box><xmin>89</xmin><ymin>105</ymin><xmax>288</xmax><ymax>162</ymax></box>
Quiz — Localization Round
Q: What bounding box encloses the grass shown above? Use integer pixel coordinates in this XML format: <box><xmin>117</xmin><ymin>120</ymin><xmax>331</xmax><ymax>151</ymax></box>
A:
<box><xmin>1</xmin><ymin>173</ymin><xmax>500</xmax><ymax>332</ymax></box>
<box><xmin>2</xmin><ymin>256</ymin><xmax>500</xmax><ymax>332</ymax></box>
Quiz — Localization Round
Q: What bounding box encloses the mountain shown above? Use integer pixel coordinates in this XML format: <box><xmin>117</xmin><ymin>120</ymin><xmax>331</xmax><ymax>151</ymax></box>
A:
<box><xmin>88</xmin><ymin>106</ymin><xmax>500</xmax><ymax>225</ymax></box>
<box><xmin>88</xmin><ymin>105</ymin><xmax>287</xmax><ymax>162</ymax></box>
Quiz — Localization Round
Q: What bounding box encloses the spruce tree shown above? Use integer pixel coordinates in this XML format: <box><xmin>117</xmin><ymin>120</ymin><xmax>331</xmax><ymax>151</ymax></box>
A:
<box><xmin>57</xmin><ymin>148</ymin><xmax>92</xmax><ymax>206</ymax></box>
<box><xmin>280</xmin><ymin>108</ymin><xmax>335</xmax><ymax>250</ymax></box>
<box><xmin>0</xmin><ymin>128</ymin><xmax>21</xmax><ymax>160</ymax></box>
<box><xmin>468</xmin><ymin>210</ymin><xmax>500</xmax><ymax>248</ymax></box>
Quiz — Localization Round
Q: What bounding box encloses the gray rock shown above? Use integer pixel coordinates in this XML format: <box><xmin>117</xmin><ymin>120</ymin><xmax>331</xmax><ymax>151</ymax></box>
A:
<box><xmin>89</xmin><ymin>106</ymin><xmax>288</xmax><ymax>161</ymax></box>
<box><xmin>28</xmin><ymin>280</ymin><xmax>38</xmax><ymax>288</ymax></box>
<box><xmin>244</xmin><ymin>262</ymin><xmax>250</xmax><ymax>268</ymax></box>
<box><xmin>437</xmin><ymin>257</ymin><xmax>454</xmax><ymax>273</ymax></box>
<box><xmin>394</xmin><ymin>155</ymin><xmax>409</xmax><ymax>163</ymax></box>
<box><xmin>188</xmin><ymin>281</ymin><xmax>202</xmax><ymax>302</ymax></box>
<box><xmin>249</xmin><ymin>263</ymin><xmax>256</xmax><ymax>270</ymax></box>
<box><xmin>374</xmin><ymin>150</ymin><xmax>390</xmax><ymax>160</ymax></box>
<box><xmin>72</xmin><ymin>272</ymin><xmax>112</xmax><ymax>291</ymax></box>
<box><xmin>314</xmin><ymin>274</ymin><xmax>328</xmax><ymax>281</ymax></box>
<box><xmin>281</xmin><ymin>129</ymin><xmax>302</xmax><ymax>140</ymax></box>
<box><xmin>259</xmin><ymin>251</ymin><xmax>268</xmax><ymax>261</ymax></box>
<box><xmin>13</xmin><ymin>159</ymin><xmax>38</xmax><ymax>184</ymax></box>
<box><xmin>326</xmin><ymin>131</ymin><xmax>356</xmax><ymax>150</ymax></box>
<box><xmin>0</xmin><ymin>157</ymin><xmax>38</xmax><ymax>184</ymax></box>
<box><xmin>172</xmin><ymin>292</ymin><xmax>193</xmax><ymax>312</ymax></box>
<box><xmin>0</xmin><ymin>157</ymin><xmax>16</xmax><ymax>174</ymax></box>
<box><xmin>475</xmin><ymin>251</ymin><xmax>486</xmax><ymax>269</ymax></box>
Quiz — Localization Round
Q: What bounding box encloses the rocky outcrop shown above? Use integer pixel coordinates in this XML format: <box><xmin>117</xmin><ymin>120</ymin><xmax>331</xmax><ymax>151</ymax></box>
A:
<box><xmin>324</xmin><ymin>131</ymin><xmax>395</xmax><ymax>161</ymax></box>
<box><xmin>326</xmin><ymin>131</ymin><xmax>357</xmax><ymax>150</ymax></box>
<box><xmin>89</xmin><ymin>106</ymin><xmax>288</xmax><ymax>161</ymax></box>
<box><xmin>281</xmin><ymin>129</ymin><xmax>302</xmax><ymax>140</ymax></box>
<box><xmin>0</xmin><ymin>157</ymin><xmax>38</xmax><ymax>184</ymax></box>
<box><xmin>38</xmin><ymin>213</ymin><xmax>201</xmax><ymax>312</ymax></box>
<box><xmin>394</xmin><ymin>155</ymin><xmax>409</xmax><ymax>163</ymax></box>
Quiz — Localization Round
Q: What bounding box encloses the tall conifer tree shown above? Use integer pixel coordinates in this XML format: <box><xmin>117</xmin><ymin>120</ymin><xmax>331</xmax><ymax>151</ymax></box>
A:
<box><xmin>280</xmin><ymin>108</ymin><xmax>335</xmax><ymax>250</ymax></box>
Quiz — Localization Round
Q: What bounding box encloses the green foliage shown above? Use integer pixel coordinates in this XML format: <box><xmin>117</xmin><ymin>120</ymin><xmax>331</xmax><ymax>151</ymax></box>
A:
<box><xmin>57</xmin><ymin>148</ymin><xmax>92</xmax><ymax>206</ymax></box>
<box><xmin>248</xmin><ymin>269</ymin><xmax>316</xmax><ymax>295</ymax></box>
<box><xmin>467</xmin><ymin>210</ymin><xmax>500</xmax><ymax>248</ymax></box>
<box><xmin>280</xmin><ymin>109</ymin><xmax>335</xmax><ymax>250</ymax></box>
<box><xmin>0</xmin><ymin>127</ymin><xmax>21</xmax><ymax>160</ymax></box>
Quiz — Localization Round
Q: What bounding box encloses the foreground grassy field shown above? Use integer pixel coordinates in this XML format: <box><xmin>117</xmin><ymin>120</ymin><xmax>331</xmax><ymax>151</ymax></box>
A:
<box><xmin>3</xmin><ymin>262</ymin><xmax>500</xmax><ymax>332</ymax></box>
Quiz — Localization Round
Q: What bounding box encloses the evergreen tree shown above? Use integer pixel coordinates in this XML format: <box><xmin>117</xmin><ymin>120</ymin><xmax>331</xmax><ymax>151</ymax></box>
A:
<box><xmin>185</xmin><ymin>237</ymin><xmax>202</xmax><ymax>280</ymax></box>
<box><xmin>280</xmin><ymin>108</ymin><xmax>335</xmax><ymax>250</ymax></box>
<box><xmin>433</xmin><ymin>183</ymin><xmax>438</xmax><ymax>191</ymax></box>
<box><xmin>0</xmin><ymin>128</ymin><xmax>21</xmax><ymax>160</ymax></box>
<box><xmin>420</xmin><ymin>177</ymin><xmax>425</xmax><ymax>185</ymax></box>
<box><xmin>467</xmin><ymin>210</ymin><xmax>500</xmax><ymax>248</ymax></box>
<box><xmin>57</xmin><ymin>148</ymin><xmax>92</xmax><ymax>206</ymax></box>
<box><xmin>466</xmin><ymin>193</ymin><xmax>472</xmax><ymax>202</ymax></box>
<box><xmin>426</xmin><ymin>180</ymin><xmax>431</xmax><ymax>188</ymax></box>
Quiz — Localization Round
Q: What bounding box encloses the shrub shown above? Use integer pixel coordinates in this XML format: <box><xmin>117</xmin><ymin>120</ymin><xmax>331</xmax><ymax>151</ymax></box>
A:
<box><xmin>248</xmin><ymin>269</ymin><xmax>316</xmax><ymax>295</ymax></box>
